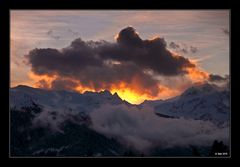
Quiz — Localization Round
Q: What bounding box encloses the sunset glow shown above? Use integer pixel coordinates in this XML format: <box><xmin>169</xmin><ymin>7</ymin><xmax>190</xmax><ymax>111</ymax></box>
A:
<box><xmin>26</xmin><ymin>72</ymin><xmax>186</xmax><ymax>104</ymax></box>
<box><xmin>185</xmin><ymin>67</ymin><xmax>209</xmax><ymax>83</ymax></box>
<box><xmin>9</xmin><ymin>10</ymin><xmax>230</xmax><ymax>158</ymax></box>
<box><xmin>11</xmin><ymin>10</ymin><xmax>229</xmax><ymax>104</ymax></box>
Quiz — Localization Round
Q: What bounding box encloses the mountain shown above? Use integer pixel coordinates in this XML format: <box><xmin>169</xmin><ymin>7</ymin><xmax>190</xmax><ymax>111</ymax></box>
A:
<box><xmin>10</xmin><ymin>85</ymin><xmax>127</xmax><ymax>112</ymax></box>
<box><xmin>11</xmin><ymin>107</ymin><xmax>129</xmax><ymax>156</ymax></box>
<box><xmin>10</xmin><ymin>85</ymin><xmax>133</xmax><ymax>130</ymax></box>
<box><xmin>10</xmin><ymin>84</ymin><xmax>230</xmax><ymax>156</ymax></box>
<box><xmin>10</xmin><ymin>85</ymin><xmax>137</xmax><ymax>156</ymax></box>
<box><xmin>141</xmin><ymin>83</ymin><xmax>230</xmax><ymax>127</ymax></box>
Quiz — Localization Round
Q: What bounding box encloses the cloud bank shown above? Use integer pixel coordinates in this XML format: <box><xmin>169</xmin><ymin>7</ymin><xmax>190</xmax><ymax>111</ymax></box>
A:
<box><xmin>25</xmin><ymin>26</ymin><xmax>210</xmax><ymax>102</ymax></box>
<box><xmin>89</xmin><ymin>104</ymin><xmax>229</xmax><ymax>152</ymax></box>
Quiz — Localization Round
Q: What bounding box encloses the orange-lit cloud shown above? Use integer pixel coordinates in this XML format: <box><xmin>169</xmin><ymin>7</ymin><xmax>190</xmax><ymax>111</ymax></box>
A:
<box><xmin>27</xmin><ymin>71</ymin><xmax>190</xmax><ymax>104</ymax></box>
<box><xmin>28</xmin><ymin>72</ymin><xmax>57</xmax><ymax>89</ymax></box>
<box><xmin>186</xmin><ymin>67</ymin><xmax>209</xmax><ymax>82</ymax></box>
<box><xmin>23</xmin><ymin>27</ymin><xmax>211</xmax><ymax>104</ymax></box>
<box><xmin>26</xmin><ymin>63</ymin><xmax>209</xmax><ymax>104</ymax></box>
<box><xmin>184</xmin><ymin>59</ymin><xmax>209</xmax><ymax>83</ymax></box>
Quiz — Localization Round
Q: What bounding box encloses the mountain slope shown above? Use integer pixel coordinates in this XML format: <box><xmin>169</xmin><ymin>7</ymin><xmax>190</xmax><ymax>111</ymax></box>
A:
<box><xmin>10</xmin><ymin>85</ymin><xmax>135</xmax><ymax>156</ymax></box>
<box><xmin>10</xmin><ymin>84</ymin><xmax>230</xmax><ymax>156</ymax></box>
<box><xmin>11</xmin><ymin>107</ymin><xmax>128</xmax><ymax>156</ymax></box>
<box><xmin>10</xmin><ymin>85</ymin><xmax>127</xmax><ymax>113</ymax></box>
<box><xmin>142</xmin><ymin>83</ymin><xmax>230</xmax><ymax>127</ymax></box>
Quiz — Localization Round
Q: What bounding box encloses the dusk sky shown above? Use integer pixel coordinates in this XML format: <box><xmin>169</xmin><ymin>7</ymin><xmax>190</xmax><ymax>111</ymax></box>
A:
<box><xmin>10</xmin><ymin>10</ymin><xmax>229</xmax><ymax>104</ymax></box>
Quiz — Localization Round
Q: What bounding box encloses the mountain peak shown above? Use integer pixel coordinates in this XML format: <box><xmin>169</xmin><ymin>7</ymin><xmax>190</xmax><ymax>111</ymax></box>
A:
<box><xmin>113</xmin><ymin>92</ymin><xmax>118</xmax><ymax>96</ymax></box>
<box><xmin>14</xmin><ymin>85</ymin><xmax>32</xmax><ymax>89</ymax></box>
<box><xmin>12</xmin><ymin>85</ymin><xmax>37</xmax><ymax>92</ymax></box>
<box><xmin>83</xmin><ymin>90</ymin><xmax>96</xmax><ymax>95</ymax></box>
<box><xmin>99</xmin><ymin>90</ymin><xmax>112</xmax><ymax>96</ymax></box>
<box><xmin>113</xmin><ymin>92</ymin><xmax>121</xmax><ymax>99</ymax></box>
<box><xmin>181</xmin><ymin>83</ymin><xmax>218</xmax><ymax>98</ymax></box>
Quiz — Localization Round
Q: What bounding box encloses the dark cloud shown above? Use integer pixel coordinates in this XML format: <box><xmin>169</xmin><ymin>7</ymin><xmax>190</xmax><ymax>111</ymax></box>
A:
<box><xmin>27</xmin><ymin>41</ymin><xmax>102</xmax><ymax>76</ymax></box>
<box><xmin>169</xmin><ymin>42</ymin><xmax>180</xmax><ymax>49</ymax></box>
<box><xmin>99</xmin><ymin>27</ymin><xmax>195</xmax><ymax>75</ymax></box>
<box><xmin>26</xmin><ymin>27</ymin><xmax>197</xmax><ymax>95</ymax></box>
<box><xmin>209</xmin><ymin>74</ymin><xmax>227</xmax><ymax>82</ymax></box>
<box><xmin>190</xmin><ymin>46</ymin><xmax>198</xmax><ymax>53</ymax></box>
<box><xmin>67</xmin><ymin>28</ymin><xmax>80</xmax><ymax>36</ymax></box>
<box><xmin>51</xmin><ymin>78</ymin><xmax>79</xmax><ymax>91</ymax></box>
<box><xmin>47</xmin><ymin>30</ymin><xmax>60</xmax><ymax>40</ymax></box>
<box><xmin>181</xmin><ymin>48</ymin><xmax>188</xmax><ymax>54</ymax></box>
<box><xmin>116</xmin><ymin>27</ymin><xmax>143</xmax><ymax>47</ymax></box>
<box><xmin>169</xmin><ymin>41</ymin><xmax>198</xmax><ymax>54</ymax></box>
<box><xmin>208</xmin><ymin>74</ymin><xmax>229</xmax><ymax>89</ymax></box>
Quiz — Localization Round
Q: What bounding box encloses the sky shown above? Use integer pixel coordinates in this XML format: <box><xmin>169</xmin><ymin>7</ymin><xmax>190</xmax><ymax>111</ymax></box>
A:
<box><xmin>10</xmin><ymin>10</ymin><xmax>230</xmax><ymax>104</ymax></box>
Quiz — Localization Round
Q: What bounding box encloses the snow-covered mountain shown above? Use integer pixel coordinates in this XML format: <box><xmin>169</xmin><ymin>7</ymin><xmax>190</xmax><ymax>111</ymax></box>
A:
<box><xmin>141</xmin><ymin>83</ymin><xmax>230</xmax><ymax>127</ymax></box>
<box><xmin>10</xmin><ymin>85</ymin><xmax>131</xmax><ymax>132</ymax></box>
<box><xmin>10</xmin><ymin>86</ymin><xmax>133</xmax><ymax>156</ymax></box>
<box><xmin>10</xmin><ymin>85</ymin><xmax>127</xmax><ymax>113</ymax></box>
<box><xmin>10</xmin><ymin>84</ymin><xmax>230</xmax><ymax>157</ymax></box>
<box><xmin>10</xmin><ymin>83</ymin><xmax>230</xmax><ymax>127</ymax></box>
